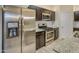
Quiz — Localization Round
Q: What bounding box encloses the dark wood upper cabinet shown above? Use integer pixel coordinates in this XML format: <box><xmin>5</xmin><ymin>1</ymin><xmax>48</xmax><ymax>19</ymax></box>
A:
<box><xmin>74</xmin><ymin>11</ymin><xmax>79</xmax><ymax>21</ymax></box>
<box><xmin>28</xmin><ymin>5</ymin><xmax>55</xmax><ymax>21</ymax></box>
<box><xmin>37</xmin><ymin>9</ymin><xmax>55</xmax><ymax>21</ymax></box>
<box><xmin>36</xmin><ymin>8</ymin><xmax>42</xmax><ymax>21</ymax></box>
<box><xmin>50</xmin><ymin>11</ymin><xmax>55</xmax><ymax>21</ymax></box>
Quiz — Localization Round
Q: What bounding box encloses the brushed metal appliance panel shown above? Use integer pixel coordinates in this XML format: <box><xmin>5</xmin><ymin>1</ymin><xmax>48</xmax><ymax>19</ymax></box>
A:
<box><xmin>3</xmin><ymin>6</ymin><xmax>21</xmax><ymax>53</ymax></box>
<box><xmin>0</xmin><ymin>7</ymin><xmax>2</xmax><ymax>52</ymax></box>
<box><xmin>22</xmin><ymin>8</ymin><xmax>36</xmax><ymax>53</ymax></box>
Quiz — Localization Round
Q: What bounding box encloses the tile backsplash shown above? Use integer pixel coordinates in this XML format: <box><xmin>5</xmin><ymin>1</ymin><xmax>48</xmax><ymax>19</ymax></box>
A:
<box><xmin>36</xmin><ymin>21</ymin><xmax>54</xmax><ymax>29</ymax></box>
<box><xmin>74</xmin><ymin>21</ymin><xmax>79</xmax><ymax>28</ymax></box>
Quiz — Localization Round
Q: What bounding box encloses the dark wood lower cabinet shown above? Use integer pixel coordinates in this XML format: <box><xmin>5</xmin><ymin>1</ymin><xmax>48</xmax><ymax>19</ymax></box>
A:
<box><xmin>54</xmin><ymin>28</ymin><xmax>59</xmax><ymax>40</ymax></box>
<box><xmin>36</xmin><ymin>31</ymin><xmax>45</xmax><ymax>50</ymax></box>
<box><xmin>36</xmin><ymin>28</ymin><xmax>59</xmax><ymax>50</ymax></box>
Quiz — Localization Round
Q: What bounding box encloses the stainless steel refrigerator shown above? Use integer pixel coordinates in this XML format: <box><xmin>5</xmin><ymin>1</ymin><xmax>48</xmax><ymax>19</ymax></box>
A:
<box><xmin>3</xmin><ymin>5</ymin><xmax>36</xmax><ymax>53</ymax></box>
<box><xmin>0</xmin><ymin>6</ymin><xmax>2</xmax><ymax>53</ymax></box>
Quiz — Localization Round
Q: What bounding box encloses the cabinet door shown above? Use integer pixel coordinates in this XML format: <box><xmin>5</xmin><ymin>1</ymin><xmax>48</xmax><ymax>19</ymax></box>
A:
<box><xmin>36</xmin><ymin>8</ymin><xmax>42</xmax><ymax>21</ymax></box>
<box><xmin>54</xmin><ymin>28</ymin><xmax>59</xmax><ymax>40</ymax></box>
<box><xmin>74</xmin><ymin>11</ymin><xmax>79</xmax><ymax>21</ymax></box>
<box><xmin>57</xmin><ymin>28</ymin><xmax>59</xmax><ymax>39</ymax></box>
<box><xmin>39</xmin><ymin>32</ymin><xmax>45</xmax><ymax>48</ymax></box>
<box><xmin>36</xmin><ymin>34</ymin><xmax>40</xmax><ymax>50</ymax></box>
<box><xmin>36</xmin><ymin>32</ymin><xmax>45</xmax><ymax>50</ymax></box>
<box><xmin>51</xmin><ymin>12</ymin><xmax>55</xmax><ymax>21</ymax></box>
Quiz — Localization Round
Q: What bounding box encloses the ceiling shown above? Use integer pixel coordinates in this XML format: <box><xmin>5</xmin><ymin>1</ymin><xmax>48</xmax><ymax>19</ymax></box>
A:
<box><xmin>36</xmin><ymin>5</ymin><xmax>79</xmax><ymax>11</ymax></box>
<box><xmin>35</xmin><ymin>5</ymin><xmax>56</xmax><ymax>11</ymax></box>
<box><xmin>13</xmin><ymin>5</ymin><xmax>79</xmax><ymax>11</ymax></box>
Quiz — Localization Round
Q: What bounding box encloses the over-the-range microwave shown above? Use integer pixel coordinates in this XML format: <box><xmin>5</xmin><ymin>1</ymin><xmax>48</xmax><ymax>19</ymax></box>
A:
<box><xmin>42</xmin><ymin>13</ymin><xmax>51</xmax><ymax>21</ymax></box>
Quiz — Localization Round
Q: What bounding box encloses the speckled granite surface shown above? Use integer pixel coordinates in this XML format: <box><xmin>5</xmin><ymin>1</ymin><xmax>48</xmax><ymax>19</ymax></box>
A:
<box><xmin>36</xmin><ymin>38</ymin><xmax>79</xmax><ymax>53</ymax></box>
<box><xmin>53</xmin><ymin>38</ymin><xmax>79</xmax><ymax>53</ymax></box>
<box><xmin>36</xmin><ymin>39</ymin><xmax>63</xmax><ymax>53</ymax></box>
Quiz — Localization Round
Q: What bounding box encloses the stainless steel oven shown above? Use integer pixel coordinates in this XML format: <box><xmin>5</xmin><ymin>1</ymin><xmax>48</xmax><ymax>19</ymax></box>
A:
<box><xmin>46</xmin><ymin>31</ymin><xmax>54</xmax><ymax>42</ymax></box>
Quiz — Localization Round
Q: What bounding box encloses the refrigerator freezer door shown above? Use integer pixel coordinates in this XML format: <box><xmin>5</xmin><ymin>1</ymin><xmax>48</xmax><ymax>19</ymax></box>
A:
<box><xmin>3</xmin><ymin>6</ymin><xmax>22</xmax><ymax>53</ymax></box>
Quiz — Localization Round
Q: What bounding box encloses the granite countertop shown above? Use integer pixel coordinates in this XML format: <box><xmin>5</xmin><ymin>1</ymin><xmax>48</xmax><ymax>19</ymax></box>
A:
<box><xmin>36</xmin><ymin>28</ymin><xmax>45</xmax><ymax>32</ymax></box>
<box><xmin>36</xmin><ymin>27</ymin><xmax>57</xmax><ymax>32</ymax></box>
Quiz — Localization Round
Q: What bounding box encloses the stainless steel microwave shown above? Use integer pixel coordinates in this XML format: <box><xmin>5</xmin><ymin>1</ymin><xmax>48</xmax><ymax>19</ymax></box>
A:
<box><xmin>42</xmin><ymin>13</ymin><xmax>51</xmax><ymax>21</ymax></box>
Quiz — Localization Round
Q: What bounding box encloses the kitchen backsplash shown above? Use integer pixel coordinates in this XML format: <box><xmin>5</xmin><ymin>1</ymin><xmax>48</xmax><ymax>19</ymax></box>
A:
<box><xmin>74</xmin><ymin>21</ymin><xmax>79</xmax><ymax>28</ymax></box>
<box><xmin>36</xmin><ymin>21</ymin><xmax>54</xmax><ymax>29</ymax></box>
<box><xmin>36</xmin><ymin>21</ymin><xmax>79</xmax><ymax>29</ymax></box>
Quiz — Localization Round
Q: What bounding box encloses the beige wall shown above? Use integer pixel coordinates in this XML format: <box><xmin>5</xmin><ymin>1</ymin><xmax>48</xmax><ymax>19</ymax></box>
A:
<box><xmin>55</xmin><ymin>6</ymin><xmax>74</xmax><ymax>39</ymax></box>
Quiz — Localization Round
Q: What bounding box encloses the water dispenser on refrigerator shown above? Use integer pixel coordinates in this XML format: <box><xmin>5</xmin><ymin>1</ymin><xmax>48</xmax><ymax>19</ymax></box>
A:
<box><xmin>7</xmin><ymin>21</ymin><xmax>19</xmax><ymax>38</ymax></box>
